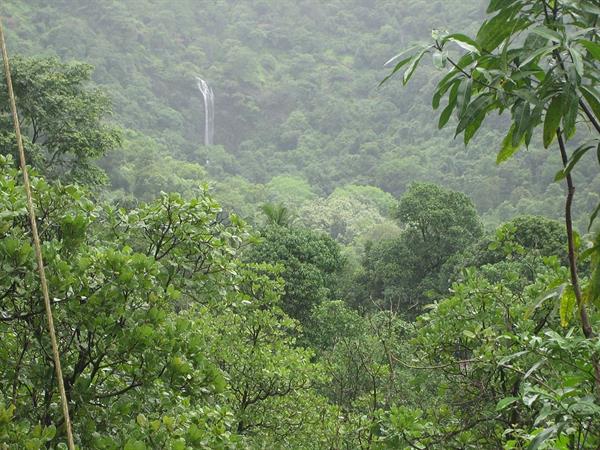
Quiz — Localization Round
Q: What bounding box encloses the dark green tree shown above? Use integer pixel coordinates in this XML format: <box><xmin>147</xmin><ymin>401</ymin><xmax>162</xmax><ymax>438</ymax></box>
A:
<box><xmin>247</xmin><ymin>225</ymin><xmax>344</xmax><ymax>324</ymax></box>
<box><xmin>357</xmin><ymin>183</ymin><xmax>482</xmax><ymax>315</ymax></box>
<box><xmin>441</xmin><ymin>214</ymin><xmax>568</xmax><ymax>286</ymax></box>
<box><xmin>397</xmin><ymin>182</ymin><xmax>483</xmax><ymax>266</ymax></box>
<box><xmin>0</xmin><ymin>56</ymin><xmax>120</xmax><ymax>183</ymax></box>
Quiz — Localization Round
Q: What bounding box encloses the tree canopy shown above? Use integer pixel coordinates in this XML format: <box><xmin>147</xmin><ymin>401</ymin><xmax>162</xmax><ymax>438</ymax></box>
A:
<box><xmin>0</xmin><ymin>56</ymin><xmax>120</xmax><ymax>183</ymax></box>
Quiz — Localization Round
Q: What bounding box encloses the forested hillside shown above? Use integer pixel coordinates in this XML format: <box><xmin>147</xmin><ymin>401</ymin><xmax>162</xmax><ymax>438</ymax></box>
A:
<box><xmin>1</xmin><ymin>0</ymin><xmax>600</xmax><ymax>448</ymax></box>
<box><xmin>3</xmin><ymin>0</ymin><xmax>599</xmax><ymax>228</ymax></box>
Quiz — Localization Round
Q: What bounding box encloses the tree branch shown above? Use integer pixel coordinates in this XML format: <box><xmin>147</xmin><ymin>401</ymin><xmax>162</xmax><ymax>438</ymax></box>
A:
<box><xmin>579</xmin><ymin>99</ymin><xmax>600</xmax><ymax>135</ymax></box>
<box><xmin>556</xmin><ymin>129</ymin><xmax>600</xmax><ymax>397</ymax></box>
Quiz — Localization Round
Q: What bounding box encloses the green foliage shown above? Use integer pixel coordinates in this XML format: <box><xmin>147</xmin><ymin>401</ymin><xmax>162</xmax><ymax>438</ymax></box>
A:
<box><xmin>397</xmin><ymin>182</ymin><xmax>483</xmax><ymax>248</ymax></box>
<box><xmin>265</xmin><ymin>175</ymin><xmax>318</xmax><ymax>210</ymax></box>
<box><xmin>5</xmin><ymin>0</ymin><xmax>598</xmax><ymax>227</ymax></box>
<box><xmin>357</xmin><ymin>183</ymin><xmax>483</xmax><ymax>314</ymax></box>
<box><xmin>1</xmin><ymin>1</ymin><xmax>599</xmax><ymax>448</ymax></box>
<box><xmin>330</xmin><ymin>185</ymin><xmax>397</xmax><ymax>216</ymax></box>
<box><xmin>298</xmin><ymin>193</ymin><xmax>393</xmax><ymax>245</ymax></box>
<box><xmin>247</xmin><ymin>225</ymin><xmax>344</xmax><ymax>323</ymax></box>
<box><xmin>381</xmin><ymin>1</ymin><xmax>600</xmax><ymax>445</ymax></box>
<box><xmin>0</xmin><ymin>56</ymin><xmax>121</xmax><ymax>183</ymax></box>
<box><xmin>260</xmin><ymin>202</ymin><xmax>292</xmax><ymax>227</ymax></box>
<box><xmin>374</xmin><ymin>254</ymin><xmax>599</xmax><ymax>448</ymax></box>
<box><xmin>198</xmin><ymin>266</ymin><xmax>335</xmax><ymax>448</ymax></box>
<box><xmin>441</xmin><ymin>215</ymin><xmax>568</xmax><ymax>286</ymax></box>
<box><xmin>0</xmin><ymin>155</ymin><xmax>334</xmax><ymax>448</ymax></box>
<box><xmin>386</xmin><ymin>0</ymin><xmax>600</xmax><ymax>224</ymax></box>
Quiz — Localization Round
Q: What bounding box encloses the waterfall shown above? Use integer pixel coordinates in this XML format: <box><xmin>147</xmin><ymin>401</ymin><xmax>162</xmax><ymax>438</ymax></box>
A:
<box><xmin>196</xmin><ymin>77</ymin><xmax>214</xmax><ymax>146</ymax></box>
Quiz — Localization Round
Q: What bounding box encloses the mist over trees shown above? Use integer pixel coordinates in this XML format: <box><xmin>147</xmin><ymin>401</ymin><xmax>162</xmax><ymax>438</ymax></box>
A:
<box><xmin>4</xmin><ymin>0</ymin><xmax>599</xmax><ymax>229</ymax></box>
<box><xmin>0</xmin><ymin>0</ymin><xmax>599</xmax><ymax>448</ymax></box>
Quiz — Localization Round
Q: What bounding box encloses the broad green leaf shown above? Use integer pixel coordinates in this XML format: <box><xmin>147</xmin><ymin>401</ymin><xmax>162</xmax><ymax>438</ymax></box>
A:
<box><xmin>512</xmin><ymin>101</ymin><xmax>531</xmax><ymax>148</ymax></box>
<box><xmin>477</xmin><ymin>6</ymin><xmax>525</xmax><ymax>52</ymax></box>
<box><xmin>438</xmin><ymin>81</ymin><xmax>460</xmax><ymax>128</ymax></box>
<box><xmin>543</xmin><ymin>96</ymin><xmax>563</xmax><ymax>148</ymax></box>
<box><xmin>528</xmin><ymin>426</ymin><xmax>557</xmax><ymax>450</ymax></box>
<box><xmin>499</xmin><ymin>36</ymin><xmax>510</xmax><ymax>72</ymax></box>
<box><xmin>487</xmin><ymin>0</ymin><xmax>519</xmax><ymax>13</ymax></box>
<box><xmin>554</xmin><ymin>143</ymin><xmax>595</xmax><ymax>181</ymax></box>
<box><xmin>455</xmin><ymin>52</ymin><xmax>477</xmax><ymax>70</ymax></box>
<box><xmin>559</xmin><ymin>285</ymin><xmax>576</xmax><ymax>327</ymax></box>
<box><xmin>456</xmin><ymin>77</ymin><xmax>473</xmax><ymax>116</ymax></box>
<box><xmin>464</xmin><ymin>111</ymin><xmax>485</xmax><ymax>145</ymax></box>
<box><xmin>568</xmin><ymin>47</ymin><xmax>584</xmax><ymax>75</ymax></box>
<box><xmin>496</xmin><ymin>397</ymin><xmax>518</xmax><ymax>411</ymax></box>
<box><xmin>42</xmin><ymin>425</ymin><xmax>56</xmax><ymax>441</ymax></box>
<box><xmin>580</xmin><ymin>86</ymin><xmax>600</xmax><ymax>124</ymax></box>
<box><xmin>519</xmin><ymin>45</ymin><xmax>558</xmax><ymax>67</ymax></box>
<box><xmin>497</xmin><ymin>125</ymin><xmax>523</xmax><ymax>163</ymax></box>
<box><xmin>439</xmin><ymin>101</ymin><xmax>456</xmax><ymax>129</ymax></box>
<box><xmin>403</xmin><ymin>48</ymin><xmax>430</xmax><ymax>85</ymax></box>
<box><xmin>562</xmin><ymin>85</ymin><xmax>579</xmax><ymax>139</ymax></box>
<box><xmin>462</xmin><ymin>330</ymin><xmax>476</xmax><ymax>338</ymax></box>
<box><xmin>383</xmin><ymin>45</ymin><xmax>421</xmax><ymax>67</ymax></box>
<box><xmin>524</xmin><ymin>359</ymin><xmax>545</xmax><ymax>380</ymax></box>
<box><xmin>444</xmin><ymin>33</ymin><xmax>481</xmax><ymax>54</ymax></box>
<box><xmin>525</xmin><ymin>105</ymin><xmax>543</xmax><ymax>147</ymax></box>
<box><xmin>136</xmin><ymin>413</ymin><xmax>148</xmax><ymax>427</ymax></box>
<box><xmin>578</xmin><ymin>39</ymin><xmax>600</xmax><ymax>60</ymax></box>
<box><xmin>523</xmin><ymin>392</ymin><xmax>539</xmax><ymax>407</ymax></box>
<box><xmin>531</xmin><ymin>26</ymin><xmax>562</xmax><ymax>42</ymax></box>
<box><xmin>433</xmin><ymin>75</ymin><xmax>459</xmax><ymax>109</ymax></box>
<box><xmin>525</xmin><ymin>287</ymin><xmax>562</xmax><ymax>319</ymax></box>
<box><xmin>456</xmin><ymin>94</ymin><xmax>494</xmax><ymax>137</ymax></box>
<box><xmin>523</xmin><ymin>31</ymin><xmax>549</xmax><ymax>52</ymax></box>
<box><xmin>379</xmin><ymin>56</ymin><xmax>413</xmax><ymax>86</ymax></box>
<box><xmin>579</xmin><ymin>1</ymin><xmax>600</xmax><ymax>15</ymax></box>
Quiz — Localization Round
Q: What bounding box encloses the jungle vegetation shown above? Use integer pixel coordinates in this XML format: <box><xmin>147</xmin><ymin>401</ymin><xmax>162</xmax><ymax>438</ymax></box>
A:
<box><xmin>0</xmin><ymin>0</ymin><xmax>599</xmax><ymax>448</ymax></box>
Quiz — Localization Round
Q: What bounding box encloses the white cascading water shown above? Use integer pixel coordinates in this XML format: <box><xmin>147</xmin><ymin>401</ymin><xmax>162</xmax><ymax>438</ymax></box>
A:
<box><xmin>196</xmin><ymin>77</ymin><xmax>214</xmax><ymax>146</ymax></box>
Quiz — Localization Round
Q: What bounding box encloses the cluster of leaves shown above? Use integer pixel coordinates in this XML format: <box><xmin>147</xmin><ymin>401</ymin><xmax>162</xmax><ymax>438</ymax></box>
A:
<box><xmin>0</xmin><ymin>56</ymin><xmax>120</xmax><ymax>184</ymax></box>
<box><xmin>0</xmin><ymin>155</ymin><xmax>336</xmax><ymax>448</ymax></box>
<box><xmin>353</xmin><ymin>183</ymin><xmax>483</xmax><ymax>314</ymax></box>
<box><xmin>387</xmin><ymin>0</ymin><xmax>600</xmax><ymax>225</ymax></box>
<box><xmin>301</xmin><ymin>222</ymin><xmax>598</xmax><ymax>449</ymax></box>
<box><xmin>246</xmin><ymin>224</ymin><xmax>344</xmax><ymax>324</ymax></box>
<box><xmin>376</xmin><ymin>0</ymin><xmax>600</xmax><ymax>447</ymax></box>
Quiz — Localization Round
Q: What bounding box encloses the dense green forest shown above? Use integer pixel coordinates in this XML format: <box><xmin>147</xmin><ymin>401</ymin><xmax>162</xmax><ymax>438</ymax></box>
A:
<box><xmin>1</xmin><ymin>0</ymin><xmax>600</xmax><ymax>448</ymax></box>
<box><xmin>3</xmin><ymin>0</ymin><xmax>600</xmax><ymax>229</ymax></box>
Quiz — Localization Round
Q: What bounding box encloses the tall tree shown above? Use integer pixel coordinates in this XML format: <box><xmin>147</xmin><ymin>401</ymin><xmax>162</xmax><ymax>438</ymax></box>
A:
<box><xmin>247</xmin><ymin>225</ymin><xmax>344</xmax><ymax>323</ymax></box>
<box><xmin>357</xmin><ymin>183</ymin><xmax>482</xmax><ymax>314</ymax></box>
<box><xmin>385</xmin><ymin>0</ymin><xmax>600</xmax><ymax>393</ymax></box>
<box><xmin>0</xmin><ymin>56</ymin><xmax>120</xmax><ymax>183</ymax></box>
